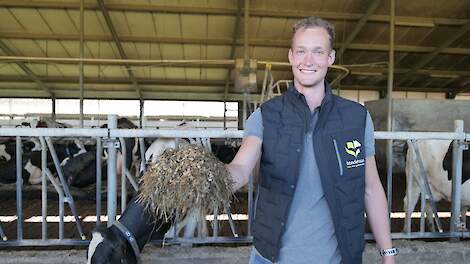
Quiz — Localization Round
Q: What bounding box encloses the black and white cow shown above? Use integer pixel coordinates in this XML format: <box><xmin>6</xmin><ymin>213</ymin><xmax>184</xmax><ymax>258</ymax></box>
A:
<box><xmin>87</xmin><ymin>198</ymin><xmax>171</xmax><ymax>264</ymax></box>
<box><xmin>87</xmin><ymin>136</ymin><xmax>241</xmax><ymax>263</ymax></box>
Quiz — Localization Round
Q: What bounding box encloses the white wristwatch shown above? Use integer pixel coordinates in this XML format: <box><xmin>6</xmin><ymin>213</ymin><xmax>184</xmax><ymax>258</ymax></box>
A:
<box><xmin>379</xmin><ymin>247</ymin><xmax>399</xmax><ymax>256</ymax></box>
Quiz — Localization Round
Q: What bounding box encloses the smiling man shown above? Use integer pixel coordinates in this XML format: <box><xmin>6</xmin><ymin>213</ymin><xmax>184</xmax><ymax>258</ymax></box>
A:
<box><xmin>227</xmin><ymin>17</ymin><xmax>396</xmax><ymax>264</ymax></box>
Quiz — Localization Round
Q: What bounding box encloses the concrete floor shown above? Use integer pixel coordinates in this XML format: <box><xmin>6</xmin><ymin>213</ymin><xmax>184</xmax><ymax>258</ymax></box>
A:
<box><xmin>0</xmin><ymin>240</ymin><xmax>469</xmax><ymax>264</ymax></box>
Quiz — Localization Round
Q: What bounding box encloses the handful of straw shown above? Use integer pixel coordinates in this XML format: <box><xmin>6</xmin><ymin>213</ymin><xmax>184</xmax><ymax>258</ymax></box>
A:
<box><xmin>137</xmin><ymin>144</ymin><xmax>234</xmax><ymax>222</ymax></box>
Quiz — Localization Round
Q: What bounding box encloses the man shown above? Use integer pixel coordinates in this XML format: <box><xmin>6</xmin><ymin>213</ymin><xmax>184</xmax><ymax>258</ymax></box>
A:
<box><xmin>226</xmin><ymin>17</ymin><xmax>396</xmax><ymax>264</ymax></box>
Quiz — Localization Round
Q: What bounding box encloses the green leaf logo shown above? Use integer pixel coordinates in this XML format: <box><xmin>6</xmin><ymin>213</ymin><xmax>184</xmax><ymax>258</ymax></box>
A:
<box><xmin>345</xmin><ymin>140</ymin><xmax>361</xmax><ymax>158</ymax></box>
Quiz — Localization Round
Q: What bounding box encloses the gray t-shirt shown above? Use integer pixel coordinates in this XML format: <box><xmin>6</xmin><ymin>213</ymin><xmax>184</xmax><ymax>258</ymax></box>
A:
<box><xmin>246</xmin><ymin>107</ymin><xmax>375</xmax><ymax>264</ymax></box>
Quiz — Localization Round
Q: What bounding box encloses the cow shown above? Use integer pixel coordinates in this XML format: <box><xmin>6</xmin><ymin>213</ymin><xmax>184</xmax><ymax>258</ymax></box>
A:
<box><xmin>63</xmin><ymin>150</ymin><xmax>108</xmax><ymax>188</ymax></box>
<box><xmin>0</xmin><ymin>140</ymin><xmax>46</xmax><ymax>185</ymax></box>
<box><xmin>55</xmin><ymin>117</ymin><xmax>141</xmax><ymax>189</ymax></box>
<box><xmin>87</xmin><ymin>134</ymin><xmax>242</xmax><ymax>262</ymax></box>
<box><xmin>403</xmin><ymin>139</ymin><xmax>470</xmax><ymax>232</ymax></box>
<box><xmin>87</xmin><ymin>198</ymin><xmax>171</xmax><ymax>264</ymax></box>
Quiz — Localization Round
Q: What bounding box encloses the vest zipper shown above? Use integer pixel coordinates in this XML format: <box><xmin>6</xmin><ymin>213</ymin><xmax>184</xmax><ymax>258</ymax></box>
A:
<box><xmin>332</xmin><ymin>139</ymin><xmax>343</xmax><ymax>176</ymax></box>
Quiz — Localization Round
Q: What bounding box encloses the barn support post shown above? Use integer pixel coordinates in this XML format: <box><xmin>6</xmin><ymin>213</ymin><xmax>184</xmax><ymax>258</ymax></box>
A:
<box><xmin>242</xmin><ymin>92</ymin><xmax>248</xmax><ymax>129</ymax></box>
<box><xmin>138</xmin><ymin>137</ymin><xmax>146</xmax><ymax>173</ymax></box>
<box><xmin>450</xmin><ymin>120</ymin><xmax>464</xmax><ymax>234</ymax></box>
<box><xmin>15</xmin><ymin>136</ymin><xmax>23</xmax><ymax>240</ymax></box>
<box><xmin>139</xmin><ymin>98</ymin><xmax>144</xmax><ymax>128</ymax></box>
<box><xmin>0</xmin><ymin>224</ymin><xmax>6</xmax><ymax>241</ymax></box>
<box><xmin>79</xmin><ymin>0</ymin><xmax>85</xmax><ymax>128</ymax></box>
<box><xmin>40</xmin><ymin>137</ymin><xmax>48</xmax><ymax>240</ymax></box>
<box><xmin>96</xmin><ymin>137</ymin><xmax>102</xmax><ymax>226</ymax></box>
<box><xmin>386</xmin><ymin>0</ymin><xmax>395</xmax><ymax>216</ymax></box>
<box><xmin>247</xmin><ymin>171</ymin><xmax>253</xmax><ymax>237</ymax></box>
<box><xmin>119</xmin><ymin>137</ymin><xmax>127</xmax><ymax>212</ymax></box>
<box><xmin>107</xmin><ymin>115</ymin><xmax>118</xmax><ymax>226</ymax></box>
<box><xmin>51</xmin><ymin>97</ymin><xmax>56</xmax><ymax>121</ymax></box>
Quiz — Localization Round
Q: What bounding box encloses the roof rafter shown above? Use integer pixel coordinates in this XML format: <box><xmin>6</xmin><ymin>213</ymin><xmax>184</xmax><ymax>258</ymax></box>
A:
<box><xmin>224</xmin><ymin>0</ymin><xmax>243</xmax><ymax>100</ymax></box>
<box><xmin>0</xmin><ymin>1</ymin><xmax>466</xmax><ymax>27</ymax></box>
<box><xmin>96</xmin><ymin>0</ymin><xmax>142</xmax><ymax>100</ymax></box>
<box><xmin>3</xmin><ymin>31</ymin><xmax>470</xmax><ymax>55</ymax></box>
<box><xmin>0</xmin><ymin>40</ymin><xmax>54</xmax><ymax>97</ymax></box>
<box><xmin>337</xmin><ymin>0</ymin><xmax>382</xmax><ymax>59</ymax></box>
<box><xmin>0</xmin><ymin>75</ymin><xmax>230</xmax><ymax>86</ymax></box>
<box><xmin>396</xmin><ymin>20</ymin><xmax>470</xmax><ymax>86</ymax></box>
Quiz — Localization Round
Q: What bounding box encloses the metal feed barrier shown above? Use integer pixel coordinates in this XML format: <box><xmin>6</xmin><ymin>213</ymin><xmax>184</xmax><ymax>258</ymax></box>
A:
<box><xmin>0</xmin><ymin>116</ymin><xmax>469</xmax><ymax>247</ymax></box>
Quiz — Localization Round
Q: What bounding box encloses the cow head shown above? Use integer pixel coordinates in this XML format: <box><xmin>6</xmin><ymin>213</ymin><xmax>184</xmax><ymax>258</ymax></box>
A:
<box><xmin>87</xmin><ymin>225</ymin><xmax>138</xmax><ymax>264</ymax></box>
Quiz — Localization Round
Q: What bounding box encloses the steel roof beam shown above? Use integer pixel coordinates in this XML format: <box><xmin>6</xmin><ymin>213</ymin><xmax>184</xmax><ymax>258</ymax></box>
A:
<box><xmin>396</xmin><ymin>20</ymin><xmax>470</xmax><ymax>86</ymax></box>
<box><xmin>0</xmin><ymin>40</ymin><xmax>54</xmax><ymax>97</ymax></box>
<box><xmin>97</xmin><ymin>0</ymin><xmax>142</xmax><ymax>100</ymax></box>
<box><xmin>224</xmin><ymin>0</ymin><xmax>243</xmax><ymax>100</ymax></box>
<box><xmin>3</xmin><ymin>32</ymin><xmax>470</xmax><ymax>55</ymax></box>
<box><xmin>338</xmin><ymin>0</ymin><xmax>382</xmax><ymax>59</ymax></box>
<box><xmin>0</xmin><ymin>1</ymin><xmax>466</xmax><ymax>27</ymax></box>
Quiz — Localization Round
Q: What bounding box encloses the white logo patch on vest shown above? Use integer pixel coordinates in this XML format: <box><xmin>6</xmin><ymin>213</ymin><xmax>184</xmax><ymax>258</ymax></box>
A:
<box><xmin>345</xmin><ymin>140</ymin><xmax>365</xmax><ymax>169</ymax></box>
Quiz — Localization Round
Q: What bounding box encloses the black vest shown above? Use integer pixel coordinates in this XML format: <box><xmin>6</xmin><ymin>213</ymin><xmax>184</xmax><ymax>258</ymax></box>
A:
<box><xmin>253</xmin><ymin>83</ymin><xmax>367</xmax><ymax>264</ymax></box>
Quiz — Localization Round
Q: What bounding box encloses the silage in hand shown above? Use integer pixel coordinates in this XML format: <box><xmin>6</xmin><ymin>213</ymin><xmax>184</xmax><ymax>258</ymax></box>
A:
<box><xmin>137</xmin><ymin>144</ymin><xmax>234</xmax><ymax>222</ymax></box>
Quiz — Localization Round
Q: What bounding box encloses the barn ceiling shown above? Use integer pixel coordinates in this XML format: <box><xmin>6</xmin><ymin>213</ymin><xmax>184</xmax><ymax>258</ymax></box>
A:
<box><xmin>0</xmin><ymin>0</ymin><xmax>469</xmax><ymax>101</ymax></box>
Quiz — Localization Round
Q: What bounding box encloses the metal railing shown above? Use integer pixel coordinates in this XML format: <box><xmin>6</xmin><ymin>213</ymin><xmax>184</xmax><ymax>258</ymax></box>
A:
<box><xmin>0</xmin><ymin>116</ymin><xmax>469</xmax><ymax>246</ymax></box>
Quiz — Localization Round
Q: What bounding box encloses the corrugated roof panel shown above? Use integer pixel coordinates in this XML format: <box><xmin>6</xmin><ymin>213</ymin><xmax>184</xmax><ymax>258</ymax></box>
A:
<box><xmin>451</xmin><ymin>56</ymin><xmax>470</xmax><ymax>71</ymax></box>
<box><xmin>320</xmin><ymin>0</ymin><xmax>349</xmax><ymax>12</ymax></box>
<box><xmin>0</xmin><ymin>82</ymin><xmax>41</xmax><ymax>89</ymax></box>
<box><xmin>147</xmin><ymin>43</ymin><xmax>163</xmax><ymax>59</ymax></box>
<box><xmin>185</xmin><ymin>67</ymin><xmax>207</xmax><ymax>80</ymax></box>
<box><xmin>0</xmin><ymin>8</ymin><xmax>25</xmax><ymax>31</ymax></box>
<box><xmin>83</xmin><ymin>65</ymin><xmax>103</xmax><ymax>78</ymax></box>
<box><xmin>452</xmin><ymin>34</ymin><xmax>470</xmax><ymax>48</ymax></box>
<box><xmin>206</xmin><ymin>0</ymin><xmax>236</xmax><ymax>8</ymax></box>
<box><xmin>420</xmin><ymin>26</ymin><xmax>462</xmax><ymax>47</ymax></box>
<box><xmin>107</xmin><ymin>11</ymin><xmax>132</xmax><ymax>35</ymax></box>
<box><xmin>132</xmin><ymin>66</ymin><xmax>151</xmax><ymax>79</ymax></box>
<box><xmin>252</xmin><ymin>46</ymin><xmax>286</xmax><ymax>61</ymax></box>
<box><xmin>142</xmin><ymin>84</ymin><xmax>224</xmax><ymax>94</ymax></box>
<box><xmin>32</xmin><ymin>40</ymin><xmax>73</xmax><ymax>58</ymax></box>
<box><xmin>5</xmin><ymin>39</ymin><xmax>42</xmax><ymax>57</ymax></box>
<box><xmin>159</xmin><ymin>44</ymin><xmax>184</xmax><ymax>59</ymax></box>
<box><xmin>9</xmin><ymin>8</ymin><xmax>51</xmax><ymax>33</ymax></box>
<box><xmin>58</xmin><ymin>40</ymin><xmax>80</xmax><ymax>58</ymax></box>
<box><xmin>428</xmin><ymin>54</ymin><xmax>464</xmax><ymax>69</ymax></box>
<box><xmin>83</xmin><ymin>41</ymin><xmax>118</xmax><ymax>59</ymax></box>
<box><xmin>125</xmin><ymin>12</ymin><xmax>155</xmax><ymax>37</ymax></box>
<box><xmin>148</xmin><ymin>67</ymin><xmax>166</xmax><ymax>79</ymax></box>
<box><xmin>205</xmin><ymin>45</ymin><xmax>231</xmax><ymax>59</ymax></box>
<box><xmin>255</xmin><ymin>17</ymin><xmax>291</xmax><ymax>40</ymax></box>
<box><xmin>394</xmin><ymin>27</ymin><xmax>433</xmax><ymax>46</ymax></box>
<box><xmin>132</xmin><ymin>42</ymin><xmax>152</xmax><ymax>59</ymax></box>
<box><xmin>394</xmin><ymin>0</ymin><xmax>467</xmax><ymax>18</ymax></box>
<box><xmin>98</xmin><ymin>65</ymin><xmax>127</xmax><ymax>78</ymax></box>
<box><xmin>0</xmin><ymin>63</ymin><xmax>26</xmax><ymax>76</ymax></box>
<box><xmin>207</xmin><ymin>15</ymin><xmax>235</xmax><ymax>39</ymax></box>
<box><xmin>22</xmin><ymin>63</ymin><xmax>46</xmax><ymax>77</ymax></box>
<box><xmin>182</xmin><ymin>44</ymin><xmax>204</xmax><ymax>60</ymax></box>
<box><xmin>153</xmin><ymin>13</ymin><xmax>182</xmax><ymax>38</ymax></box>
<box><xmin>36</xmin><ymin>9</ymin><xmax>78</xmax><ymax>34</ymax></box>
<box><xmin>121</xmin><ymin>42</ymin><xmax>141</xmax><ymax>59</ymax></box>
<box><xmin>204</xmin><ymin>68</ymin><xmax>227</xmax><ymax>80</ymax></box>
<box><xmin>163</xmin><ymin>67</ymin><xmax>186</xmax><ymax>79</ymax></box>
<box><xmin>54</xmin><ymin>64</ymin><xmax>78</xmax><ymax>77</ymax></box>
<box><xmin>353</xmin><ymin>23</ymin><xmax>388</xmax><ymax>44</ymax></box>
<box><xmin>181</xmin><ymin>14</ymin><xmax>208</xmax><ymax>39</ymax></box>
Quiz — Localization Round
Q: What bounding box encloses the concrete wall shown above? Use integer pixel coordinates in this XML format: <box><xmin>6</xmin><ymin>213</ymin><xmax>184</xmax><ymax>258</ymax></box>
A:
<box><xmin>365</xmin><ymin>99</ymin><xmax>470</xmax><ymax>173</ymax></box>
<box><xmin>365</xmin><ymin>99</ymin><xmax>470</xmax><ymax>133</ymax></box>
